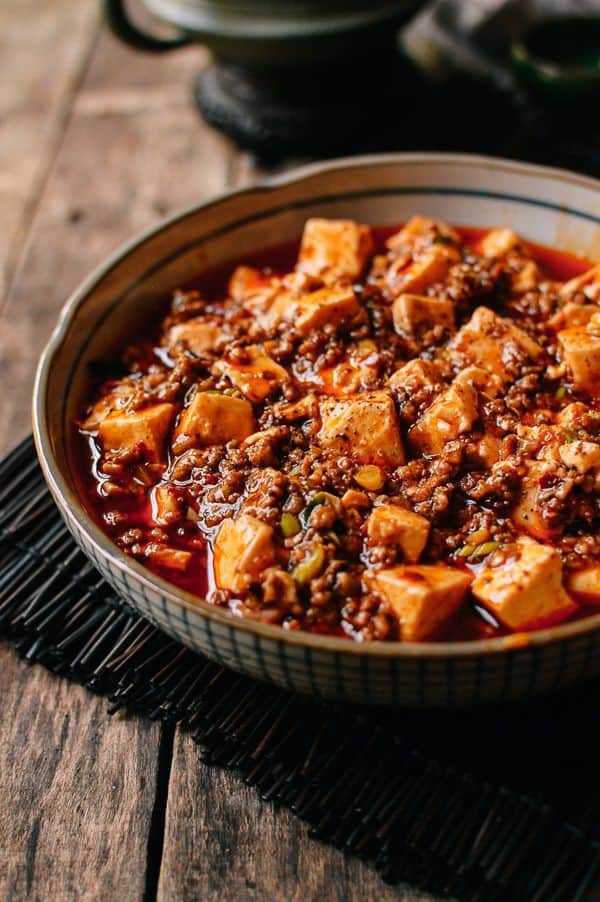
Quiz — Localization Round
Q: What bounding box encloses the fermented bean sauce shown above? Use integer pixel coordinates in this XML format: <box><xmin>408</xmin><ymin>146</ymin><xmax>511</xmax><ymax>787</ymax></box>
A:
<box><xmin>75</xmin><ymin>217</ymin><xmax>600</xmax><ymax>642</ymax></box>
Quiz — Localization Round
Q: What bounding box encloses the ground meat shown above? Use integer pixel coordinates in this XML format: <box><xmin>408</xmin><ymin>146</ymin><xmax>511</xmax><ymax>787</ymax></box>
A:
<box><xmin>78</xmin><ymin>218</ymin><xmax>600</xmax><ymax>642</ymax></box>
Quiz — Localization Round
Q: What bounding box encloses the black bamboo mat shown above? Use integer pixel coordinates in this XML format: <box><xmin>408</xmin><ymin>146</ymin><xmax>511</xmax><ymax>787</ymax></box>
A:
<box><xmin>2</xmin><ymin>436</ymin><xmax>599</xmax><ymax>901</ymax></box>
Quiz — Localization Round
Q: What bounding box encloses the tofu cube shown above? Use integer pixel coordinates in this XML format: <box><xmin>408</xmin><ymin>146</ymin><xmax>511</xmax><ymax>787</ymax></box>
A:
<box><xmin>99</xmin><ymin>403</ymin><xmax>175</xmax><ymax>463</ymax></box>
<box><xmin>368</xmin><ymin>564</ymin><xmax>472</xmax><ymax>641</ymax></box>
<box><xmin>294</xmin><ymin>286</ymin><xmax>362</xmax><ymax>336</ymax></box>
<box><xmin>392</xmin><ymin>293</ymin><xmax>454</xmax><ymax>336</ymax></box>
<box><xmin>450</xmin><ymin>306</ymin><xmax>542</xmax><ymax>382</ymax></box>
<box><xmin>229</xmin><ymin>265</ymin><xmax>287</xmax><ymax>320</ymax></box>
<box><xmin>567</xmin><ymin>566</ymin><xmax>600</xmax><ymax>604</ymax></box>
<box><xmin>559</xmin><ymin>440</ymin><xmax>600</xmax><ymax>473</ymax></box>
<box><xmin>367</xmin><ymin>504</ymin><xmax>430</xmax><ymax>563</ymax></box>
<box><xmin>166</xmin><ymin>320</ymin><xmax>225</xmax><ymax>356</ymax></box>
<box><xmin>511</xmin><ymin>461</ymin><xmax>557</xmax><ymax>541</ymax></box>
<box><xmin>385</xmin><ymin>216</ymin><xmax>460</xmax><ymax>255</ymax></box>
<box><xmin>556</xmin><ymin>402</ymin><xmax>589</xmax><ymax>429</ymax></box>
<box><xmin>260</xmin><ymin>289</ymin><xmax>297</xmax><ymax>329</ymax></box>
<box><xmin>479</xmin><ymin>228</ymin><xmax>522</xmax><ymax>259</ymax></box>
<box><xmin>470</xmin><ymin>432</ymin><xmax>503</xmax><ymax>467</ymax></box>
<box><xmin>556</xmin><ymin>302</ymin><xmax>598</xmax><ymax>329</ymax></box>
<box><xmin>560</xmin><ymin>264</ymin><xmax>600</xmax><ymax>303</ymax></box>
<box><xmin>214</xmin><ymin>345</ymin><xmax>288</xmax><ymax>402</ymax></box>
<box><xmin>152</xmin><ymin>483</ymin><xmax>183</xmax><ymax>526</ymax></box>
<box><xmin>511</xmin><ymin>260</ymin><xmax>541</xmax><ymax>294</ymax></box>
<box><xmin>388</xmin><ymin>358</ymin><xmax>440</xmax><ymax>394</ymax></box>
<box><xmin>409</xmin><ymin>371</ymin><xmax>479</xmax><ymax>455</ymax></box>
<box><xmin>319</xmin><ymin>390</ymin><xmax>405</xmax><ymax>467</ymax></box>
<box><xmin>297</xmin><ymin>218</ymin><xmax>374</xmax><ymax>284</ymax></box>
<box><xmin>81</xmin><ymin>381</ymin><xmax>135</xmax><ymax>431</ymax></box>
<box><xmin>229</xmin><ymin>265</ymin><xmax>274</xmax><ymax>304</ymax></box>
<box><xmin>472</xmin><ymin>538</ymin><xmax>577</xmax><ymax>630</ymax></box>
<box><xmin>387</xmin><ymin>245</ymin><xmax>455</xmax><ymax>297</ymax></box>
<box><xmin>146</xmin><ymin>544</ymin><xmax>192</xmax><ymax>572</ymax></box>
<box><xmin>558</xmin><ymin>326</ymin><xmax>600</xmax><ymax>394</ymax></box>
<box><xmin>264</xmin><ymin>285</ymin><xmax>361</xmax><ymax>336</ymax></box>
<box><xmin>214</xmin><ymin>514</ymin><xmax>276</xmax><ymax>593</ymax></box>
<box><xmin>173</xmin><ymin>392</ymin><xmax>254</xmax><ymax>452</ymax></box>
<box><xmin>456</xmin><ymin>364</ymin><xmax>504</xmax><ymax>399</ymax></box>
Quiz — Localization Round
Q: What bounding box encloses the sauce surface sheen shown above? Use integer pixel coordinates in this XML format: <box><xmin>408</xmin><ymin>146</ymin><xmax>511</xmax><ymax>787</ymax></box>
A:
<box><xmin>75</xmin><ymin>220</ymin><xmax>600</xmax><ymax>643</ymax></box>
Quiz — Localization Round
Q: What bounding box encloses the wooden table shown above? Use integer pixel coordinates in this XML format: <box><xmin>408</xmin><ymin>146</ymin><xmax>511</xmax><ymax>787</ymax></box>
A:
<box><xmin>0</xmin><ymin>5</ymin><xmax>427</xmax><ymax>899</ymax></box>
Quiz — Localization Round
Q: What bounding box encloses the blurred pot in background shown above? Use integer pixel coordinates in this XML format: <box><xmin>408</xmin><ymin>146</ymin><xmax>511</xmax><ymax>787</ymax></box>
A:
<box><xmin>103</xmin><ymin>0</ymin><xmax>426</xmax><ymax>156</ymax></box>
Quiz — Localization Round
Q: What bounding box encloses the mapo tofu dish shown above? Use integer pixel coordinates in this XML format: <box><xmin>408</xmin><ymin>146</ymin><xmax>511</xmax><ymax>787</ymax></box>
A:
<box><xmin>76</xmin><ymin>216</ymin><xmax>600</xmax><ymax>642</ymax></box>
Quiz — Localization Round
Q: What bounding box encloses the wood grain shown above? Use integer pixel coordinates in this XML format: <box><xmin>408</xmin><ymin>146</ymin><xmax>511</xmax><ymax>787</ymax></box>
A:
<box><xmin>1</xmin><ymin>8</ymin><xmax>431</xmax><ymax>899</ymax></box>
<box><xmin>0</xmin><ymin>645</ymin><xmax>162</xmax><ymax>901</ymax></box>
<box><xmin>1</xmin><ymin>16</ymin><xmax>226</xmax><ymax>902</ymax></box>
<box><xmin>0</xmin><ymin>0</ymin><xmax>99</xmax><ymax>306</ymax></box>
<box><xmin>157</xmin><ymin>730</ymin><xmax>426</xmax><ymax>902</ymax></box>
<box><xmin>0</xmin><ymin>30</ymin><xmax>234</xmax><ymax>456</ymax></box>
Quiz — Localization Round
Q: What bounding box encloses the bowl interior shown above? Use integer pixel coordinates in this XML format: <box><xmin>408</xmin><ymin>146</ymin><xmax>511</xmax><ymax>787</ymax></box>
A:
<box><xmin>36</xmin><ymin>154</ymin><xmax>600</xmax><ymax>655</ymax></box>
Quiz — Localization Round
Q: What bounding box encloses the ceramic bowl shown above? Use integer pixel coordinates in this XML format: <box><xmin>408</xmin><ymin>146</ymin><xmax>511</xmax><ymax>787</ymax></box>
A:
<box><xmin>33</xmin><ymin>153</ymin><xmax>600</xmax><ymax>706</ymax></box>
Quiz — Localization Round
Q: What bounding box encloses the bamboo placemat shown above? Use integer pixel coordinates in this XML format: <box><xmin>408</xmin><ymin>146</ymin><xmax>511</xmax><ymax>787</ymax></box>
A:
<box><xmin>1</xmin><ymin>436</ymin><xmax>599</xmax><ymax>901</ymax></box>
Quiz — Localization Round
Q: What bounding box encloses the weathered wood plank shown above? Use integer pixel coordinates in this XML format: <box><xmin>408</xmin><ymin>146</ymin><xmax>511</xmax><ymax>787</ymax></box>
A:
<box><xmin>157</xmin><ymin>730</ymin><xmax>428</xmax><ymax>902</ymax></box>
<box><xmin>0</xmin><ymin>645</ymin><xmax>162</xmax><ymax>901</ymax></box>
<box><xmin>0</xmin><ymin>31</ymin><xmax>234</xmax><ymax>456</ymax></box>
<box><xmin>0</xmin><ymin>0</ymin><xmax>99</xmax><ymax>305</ymax></box>
<box><xmin>0</xmin><ymin>14</ymin><xmax>233</xmax><ymax>902</ymax></box>
<box><xmin>3</xmin><ymin>9</ymin><xmax>432</xmax><ymax>899</ymax></box>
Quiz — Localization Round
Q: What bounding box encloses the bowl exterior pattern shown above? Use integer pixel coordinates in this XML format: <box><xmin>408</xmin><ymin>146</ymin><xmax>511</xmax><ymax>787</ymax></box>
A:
<box><xmin>34</xmin><ymin>154</ymin><xmax>600</xmax><ymax>706</ymax></box>
<box><xmin>45</xmin><ymin>489</ymin><xmax>600</xmax><ymax>706</ymax></box>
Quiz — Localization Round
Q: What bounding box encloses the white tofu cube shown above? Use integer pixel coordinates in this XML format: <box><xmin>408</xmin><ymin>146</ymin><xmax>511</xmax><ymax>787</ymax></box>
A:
<box><xmin>555</xmin><ymin>303</ymin><xmax>598</xmax><ymax>329</ymax></box>
<box><xmin>264</xmin><ymin>285</ymin><xmax>361</xmax><ymax>336</ymax></box>
<box><xmin>558</xmin><ymin>326</ymin><xmax>600</xmax><ymax>394</ymax></box>
<box><xmin>385</xmin><ymin>216</ymin><xmax>460</xmax><ymax>255</ymax></box>
<box><xmin>318</xmin><ymin>390</ymin><xmax>405</xmax><ymax>467</ymax></box>
<box><xmin>99</xmin><ymin>403</ymin><xmax>175</xmax><ymax>463</ymax></box>
<box><xmin>479</xmin><ymin>228</ymin><xmax>522</xmax><ymax>259</ymax></box>
<box><xmin>368</xmin><ymin>564</ymin><xmax>472</xmax><ymax>641</ymax></box>
<box><xmin>387</xmin><ymin>245</ymin><xmax>455</xmax><ymax>297</ymax></box>
<box><xmin>146</xmin><ymin>544</ymin><xmax>192</xmax><ymax>572</ymax></box>
<box><xmin>214</xmin><ymin>345</ymin><xmax>288</xmax><ymax>402</ymax></box>
<box><xmin>392</xmin><ymin>293</ymin><xmax>455</xmax><ymax>335</ymax></box>
<box><xmin>511</xmin><ymin>461</ymin><xmax>556</xmax><ymax>541</ymax></box>
<box><xmin>260</xmin><ymin>289</ymin><xmax>297</xmax><ymax>329</ymax></box>
<box><xmin>409</xmin><ymin>371</ymin><xmax>480</xmax><ymax>455</ymax></box>
<box><xmin>297</xmin><ymin>218</ymin><xmax>374</xmax><ymax>284</ymax></box>
<box><xmin>214</xmin><ymin>514</ymin><xmax>276</xmax><ymax>593</ymax></box>
<box><xmin>228</xmin><ymin>266</ymin><xmax>299</xmax><ymax>323</ymax></box>
<box><xmin>560</xmin><ymin>264</ymin><xmax>600</xmax><ymax>303</ymax></box>
<box><xmin>81</xmin><ymin>381</ymin><xmax>135</xmax><ymax>431</ymax></box>
<box><xmin>173</xmin><ymin>391</ymin><xmax>254</xmax><ymax>452</ymax></box>
<box><xmin>387</xmin><ymin>358</ymin><xmax>440</xmax><ymax>394</ymax></box>
<box><xmin>472</xmin><ymin>538</ymin><xmax>577</xmax><ymax>630</ymax></box>
<box><xmin>151</xmin><ymin>483</ymin><xmax>183</xmax><ymax>526</ymax></box>
<box><xmin>559</xmin><ymin>440</ymin><xmax>600</xmax><ymax>473</ymax></box>
<box><xmin>567</xmin><ymin>566</ymin><xmax>600</xmax><ymax>604</ymax></box>
<box><xmin>511</xmin><ymin>260</ymin><xmax>541</xmax><ymax>293</ymax></box>
<box><xmin>228</xmin><ymin>265</ymin><xmax>276</xmax><ymax>305</ymax></box>
<box><xmin>294</xmin><ymin>286</ymin><xmax>362</xmax><ymax>336</ymax></box>
<box><xmin>367</xmin><ymin>504</ymin><xmax>430</xmax><ymax>563</ymax></box>
<box><xmin>470</xmin><ymin>432</ymin><xmax>503</xmax><ymax>467</ymax></box>
<box><xmin>167</xmin><ymin>320</ymin><xmax>226</xmax><ymax>356</ymax></box>
<box><xmin>556</xmin><ymin>402</ymin><xmax>589</xmax><ymax>428</ymax></box>
<box><xmin>450</xmin><ymin>306</ymin><xmax>542</xmax><ymax>382</ymax></box>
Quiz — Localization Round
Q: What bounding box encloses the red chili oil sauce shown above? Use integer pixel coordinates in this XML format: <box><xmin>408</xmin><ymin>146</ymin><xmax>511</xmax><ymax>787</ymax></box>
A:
<box><xmin>74</xmin><ymin>226</ymin><xmax>596</xmax><ymax>641</ymax></box>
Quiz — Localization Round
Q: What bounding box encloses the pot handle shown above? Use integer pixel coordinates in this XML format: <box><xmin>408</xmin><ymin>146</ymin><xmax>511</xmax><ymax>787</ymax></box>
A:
<box><xmin>102</xmin><ymin>0</ymin><xmax>191</xmax><ymax>52</ymax></box>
